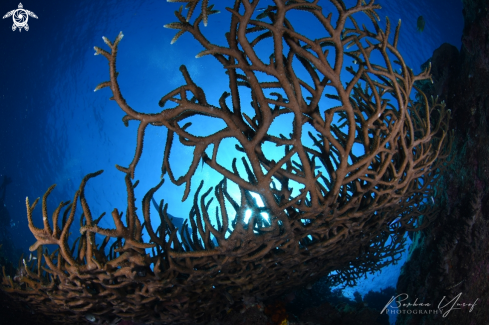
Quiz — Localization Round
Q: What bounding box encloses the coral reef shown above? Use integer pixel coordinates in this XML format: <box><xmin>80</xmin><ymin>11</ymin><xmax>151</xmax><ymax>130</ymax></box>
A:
<box><xmin>1</xmin><ymin>0</ymin><xmax>451</xmax><ymax>324</ymax></box>
<box><xmin>207</xmin><ymin>281</ymin><xmax>392</xmax><ymax>325</ymax></box>
<box><xmin>395</xmin><ymin>0</ymin><xmax>489</xmax><ymax>324</ymax></box>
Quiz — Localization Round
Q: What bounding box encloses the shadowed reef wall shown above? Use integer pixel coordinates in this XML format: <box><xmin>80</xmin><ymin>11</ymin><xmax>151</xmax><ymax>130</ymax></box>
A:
<box><xmin>396</xmin><ymin>0</ymin><xmax>489</xmax><ymax>324</ymax></box>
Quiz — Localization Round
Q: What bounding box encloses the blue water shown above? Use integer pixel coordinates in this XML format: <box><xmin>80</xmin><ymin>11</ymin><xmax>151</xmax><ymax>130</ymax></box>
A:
<box><xmin>0</xmin><ymin>0</ymin><xmax>463</xmax><ymax>323</ymax></box>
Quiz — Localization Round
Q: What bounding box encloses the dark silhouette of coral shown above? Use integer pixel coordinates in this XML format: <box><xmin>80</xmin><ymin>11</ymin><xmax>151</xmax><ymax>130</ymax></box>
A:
<box><xmin>362</xmin><ymin>286</ymin><xmax>396</xmax><ymax>312</ymax></box>
<box><xmin>300</xmin><ymin>301</ymin><xmax>389</xmax><ymax>325</ymax></box>
<box><xmin>1</xmin><ymin>0</ymin><xmax>451</xmax><ymax>324</ymax></box>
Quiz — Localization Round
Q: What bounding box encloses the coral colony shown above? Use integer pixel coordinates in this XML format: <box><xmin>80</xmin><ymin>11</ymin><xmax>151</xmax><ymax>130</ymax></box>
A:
<box><xmin>1</xmin><ymin>0</ymin><xmax>451</xmax><ymax>324</ymax></box>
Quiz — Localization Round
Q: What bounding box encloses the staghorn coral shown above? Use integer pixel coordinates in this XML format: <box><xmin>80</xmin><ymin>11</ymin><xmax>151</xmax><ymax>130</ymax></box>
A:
<box><xmin>1</xmin><ymin>0</ymin><xmax>451</xmax><ymax>324</ymax></box>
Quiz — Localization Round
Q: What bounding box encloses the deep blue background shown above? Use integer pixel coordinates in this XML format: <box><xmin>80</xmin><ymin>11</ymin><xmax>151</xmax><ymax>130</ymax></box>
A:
<box><xmin>0</xmin><ymin>0</ymin><xmax>463</xmax><ymax>322</ymax></box>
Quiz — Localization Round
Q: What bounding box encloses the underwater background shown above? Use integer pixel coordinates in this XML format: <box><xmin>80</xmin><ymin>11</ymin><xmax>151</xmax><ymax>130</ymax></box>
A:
<box><xmin>0</xmin><ymin>0</ymin><xmax>463</xmax><ymax>324</ymax></box>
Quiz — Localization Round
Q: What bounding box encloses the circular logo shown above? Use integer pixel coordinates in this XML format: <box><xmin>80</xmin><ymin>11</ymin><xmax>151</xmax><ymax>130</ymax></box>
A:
<box><xmin>13</xmin><ymin>9</ymin><xmax>28</xmax><ymax>28</ymax></box>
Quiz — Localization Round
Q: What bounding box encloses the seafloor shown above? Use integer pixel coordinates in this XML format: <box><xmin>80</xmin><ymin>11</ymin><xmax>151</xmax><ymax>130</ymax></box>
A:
<box><xmin>0</xmin><ymin>274</ymin><xmax>392</xmax><ymax>325</ymax></box>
